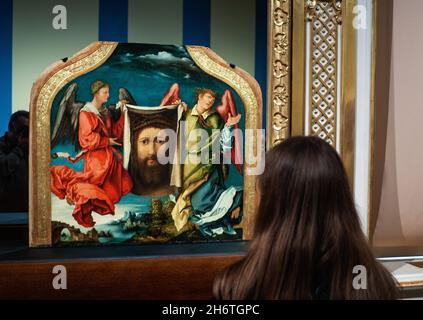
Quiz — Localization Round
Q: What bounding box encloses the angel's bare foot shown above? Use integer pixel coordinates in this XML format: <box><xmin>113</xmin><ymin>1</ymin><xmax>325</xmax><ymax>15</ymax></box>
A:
<box><xmin>66</xmin><ymin>197</ymin><xmax>74</xmax><ymax>206</ymax></box>
<box><xmin>231</xmin><ymin>207</ymin><xmax>241</xmax><ymax>220</ymax></box>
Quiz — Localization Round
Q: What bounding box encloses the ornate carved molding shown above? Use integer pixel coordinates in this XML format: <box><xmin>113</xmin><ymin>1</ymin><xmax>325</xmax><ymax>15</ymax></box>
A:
<box><xmin>268</xmin><ymin>0</ymin><xmax>291</xmax><ymax>147</ymax></box>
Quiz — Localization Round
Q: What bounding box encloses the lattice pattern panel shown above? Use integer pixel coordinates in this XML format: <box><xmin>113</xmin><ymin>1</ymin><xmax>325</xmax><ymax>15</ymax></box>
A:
<box><xmin>308</xmin><ymin>0</ymin><xmax>342</xmax><ymax>146</ymax></box>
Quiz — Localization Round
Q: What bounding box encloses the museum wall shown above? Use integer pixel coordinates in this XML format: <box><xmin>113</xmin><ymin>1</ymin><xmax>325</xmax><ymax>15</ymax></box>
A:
<box><xmin>0</xmin><ymin>0</ymin><xmax>267</xmax><ymax>134</ymax></box>
<box><xmin>372</xmin><ymin>0</ymin><xmax>423</xmax><ymax>247</ymax></box>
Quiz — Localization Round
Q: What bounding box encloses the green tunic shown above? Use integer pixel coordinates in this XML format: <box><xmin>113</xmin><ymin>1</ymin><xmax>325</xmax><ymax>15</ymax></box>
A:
<box><xmin>182</xmin><ymin>106</ymin><xmax>223</xmax><ymax>189</ymax></box>
<box><xmin>171</xmin><ymin>105</ymin><xmax>243</xmax><ymax>236</ymax></box>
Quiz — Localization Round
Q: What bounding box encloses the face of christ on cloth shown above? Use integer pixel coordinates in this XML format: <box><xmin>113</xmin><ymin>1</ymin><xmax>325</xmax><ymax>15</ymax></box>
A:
<box><xmin>129</xmin><ymin>123</ymin><xmax>174</xmax><ymax>197</ymax></box>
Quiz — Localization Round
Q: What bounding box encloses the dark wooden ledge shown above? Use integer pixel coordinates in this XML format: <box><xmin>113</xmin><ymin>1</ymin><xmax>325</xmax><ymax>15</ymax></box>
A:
<box><xmin>0</xmin><ymin>241</ymin><xmax>246</xmax><ymax>300</ymax></box>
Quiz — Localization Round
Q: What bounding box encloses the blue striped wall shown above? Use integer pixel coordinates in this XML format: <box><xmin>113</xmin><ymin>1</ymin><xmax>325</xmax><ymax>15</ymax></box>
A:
<box><xmin>0</xmin><ymin>0</ymin><xmax>13</xmax><ymax>134</ymax></box>
<box><xmin>0</xmin><ymin>0</ymin><xmax>267</xmax><ymax>133</ymax></box>
<box><xmin>99</xmin><ymin>0</ymin><xmax>128</xmax><ymax>42</ymax></box>
<box><xmin>183</xmin><ymin>0</ymin><xmax>211</xmax><ymax>47</ymax></box>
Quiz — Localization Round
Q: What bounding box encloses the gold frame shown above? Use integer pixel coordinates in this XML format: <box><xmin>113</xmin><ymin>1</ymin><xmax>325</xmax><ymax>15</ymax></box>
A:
<box><xmin>340</xmin><ymin>0</ymin><xmax>357</xmax><ymax>190</ymax></box>
<box><xmin>272</xmin><ymin>0</ymin><xmax>357</xmax><ymax>188</ymax></box>
<box><xmin>368</xmin><ymin>0</ymin><xmax>377</xmax><ymax>240</ymax></box>
<box><xmin>267</xmin><ymin>0</ymin><xmax>291</xmax><ymax>148</ymax></box>
<box><xmin>29</xmin><ymin>42</ymin><xmax>262</xmax><ymax>247</ymax></box>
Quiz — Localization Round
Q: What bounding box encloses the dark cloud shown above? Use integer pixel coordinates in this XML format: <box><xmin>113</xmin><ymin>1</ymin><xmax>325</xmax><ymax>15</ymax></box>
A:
<box><xmin>108</xmin><ymin>44</ymin><xmax>200</xmax><ymax>80</ymax></box>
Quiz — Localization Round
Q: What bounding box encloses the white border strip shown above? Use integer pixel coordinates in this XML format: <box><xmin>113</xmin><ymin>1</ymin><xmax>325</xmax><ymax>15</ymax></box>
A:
<box><xmin>354</xmin><ymin>0</ymin><xmax>372</xmax><ymax>236</ymax></box>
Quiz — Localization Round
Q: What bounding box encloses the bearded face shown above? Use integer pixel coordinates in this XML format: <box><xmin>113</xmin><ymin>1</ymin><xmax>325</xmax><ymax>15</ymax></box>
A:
<box><xmin>129</xmin><ymin>127</ymin><xmax>171</xmax><ymax>193</ymax></box>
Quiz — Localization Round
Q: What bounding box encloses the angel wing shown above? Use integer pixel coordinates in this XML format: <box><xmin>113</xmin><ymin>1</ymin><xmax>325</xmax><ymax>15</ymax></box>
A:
<box><xmin>160</xmin><ymin>83</ymin><xmax>181</xmax><ymax>106</ymax></box>
<box><xmin>215</xmin><ymin>90</ymin><xmax>243</xmax><ymax>176</ymax></box>
<box><xmin>108</xmin><ymin>88</ymin><xmax>137</xmax><ymax>121</ymax></box>
<box><xmin>51</xmin><ymin>83</ymin><xmax>84</xmax><ymax>151</ymax></box>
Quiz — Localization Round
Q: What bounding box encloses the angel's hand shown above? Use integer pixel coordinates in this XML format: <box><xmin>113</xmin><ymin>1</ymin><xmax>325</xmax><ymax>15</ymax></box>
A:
<box><xmin>172</xmin><ymin>99</ymin><xmax>188</xmax><ymax>112</ymax></box>
<box><xmin>109</xmin><ymin>137</ymin><xmax>122</xmax><ymax>146</ymax></box>
<box><xmin>226</xmin><ymin>113</ymin><xmax>241</xmax><ymax>126</ymax></box>
<box><xmin>181</xmin><ymin>102</ymin><xmax>188</xmax><ymax>112</ymax></box>
<box><xmin>56</xmin><ymin>152</ymin><xmax>71</xmax><ymax>158</ymax></box>
<box><xmin>119</xmin><ymin>100</ymin><xmax>128</xmax><ymax>112</ymax></box>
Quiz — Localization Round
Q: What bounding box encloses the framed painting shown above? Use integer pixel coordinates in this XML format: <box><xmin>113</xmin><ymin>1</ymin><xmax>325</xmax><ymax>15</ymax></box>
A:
<box><xmin>29</xmin><ymin>0</ymin><xmax>359</xmax><ymax>249</ymax></box>
<box><xmin>29</xmin><ymin>42</ymin><xmax>263</xmax><ymax>247</ymax></box>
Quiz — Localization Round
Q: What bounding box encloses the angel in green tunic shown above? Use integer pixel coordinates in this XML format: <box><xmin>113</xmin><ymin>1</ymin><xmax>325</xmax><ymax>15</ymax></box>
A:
<box><xmin>160</xmin><ymin>84</ymin><xmax>243</xmax><ymax>237</ymax></box>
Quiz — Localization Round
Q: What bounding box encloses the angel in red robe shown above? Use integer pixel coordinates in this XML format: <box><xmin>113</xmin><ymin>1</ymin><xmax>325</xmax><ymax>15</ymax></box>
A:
<box><xmin>50</xmin><ymin>80</ymin><xmax>133</xmax><ymax>228</ymax></box>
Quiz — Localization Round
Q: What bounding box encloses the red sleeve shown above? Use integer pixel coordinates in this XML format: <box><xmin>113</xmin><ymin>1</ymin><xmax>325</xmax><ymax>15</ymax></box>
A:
<box><xmin>78</xmin><ymin>112</ymin><xmax>109</xmax><ymax>151</ymax></box>
<box><xmin>112</xmin><ymin>111</ymin><xmax>125</xmax><ymax>141</ymax></box>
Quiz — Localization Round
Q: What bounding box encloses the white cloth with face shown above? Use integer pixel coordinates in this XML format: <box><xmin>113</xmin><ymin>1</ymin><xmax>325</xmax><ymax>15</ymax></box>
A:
<box><xmin>123</xmin><ymin>103</ymin><xmax>184</xmax><ymax>189</ymax></box>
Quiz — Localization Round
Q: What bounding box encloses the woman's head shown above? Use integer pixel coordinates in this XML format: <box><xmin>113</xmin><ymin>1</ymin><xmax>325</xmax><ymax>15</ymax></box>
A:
<box><xmin>255</xmin><ymin>136</ymin><xmax>354</xmax><ymax>239</ymax></box>
<box><xmin>214</xmin><ymin>136</ymin><xmax>398</xmax><ymax>300</ymax></box>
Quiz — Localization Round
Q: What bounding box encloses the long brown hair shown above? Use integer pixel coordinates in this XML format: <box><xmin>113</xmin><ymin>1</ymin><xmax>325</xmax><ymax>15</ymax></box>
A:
<box><xmin>213</xmin><ymin>136</ymin><xmax>399</xmax><ymax>300</ymax></box>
